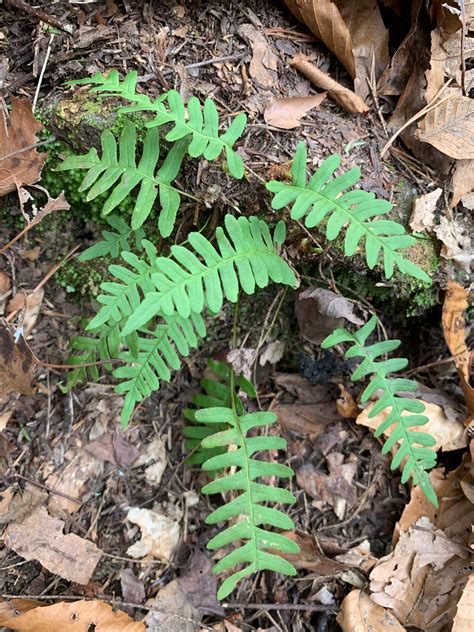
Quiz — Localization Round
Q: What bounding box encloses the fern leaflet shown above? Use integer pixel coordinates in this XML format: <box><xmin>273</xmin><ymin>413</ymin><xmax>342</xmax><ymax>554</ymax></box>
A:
<box><xmin>322</xmin><ymin>316</ymin><xmax>438</xmax><ymax>506</ymax></box>
<box><xmin>78</xmin><ymin>215</ymin><xmax>144</xmax><ymax>262</ymax></box>
<box><xmin>266</xmin><ymin>142</ymin><xmax>430</xmax><ymax>282</ymax></box>
<box><xmin>57</xmin><ymin>122</ymin><xmax>188</xmax><ymax>236</ymax></box>
<box><xmin>191</xmin><ymin>364</ymin><xmax>299</xmax><ymax>599</ymax></box>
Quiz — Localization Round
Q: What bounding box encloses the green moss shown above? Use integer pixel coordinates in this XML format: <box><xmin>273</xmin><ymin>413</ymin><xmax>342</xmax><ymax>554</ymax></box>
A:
<box><xmin>55</xmin><ymin>257</ymin><xmax>106</xmax><ymax>298</ymax></box>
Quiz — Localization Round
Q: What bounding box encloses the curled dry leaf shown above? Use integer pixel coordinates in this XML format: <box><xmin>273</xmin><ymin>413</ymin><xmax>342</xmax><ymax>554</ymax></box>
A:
<box><xmin>408</xmin><ymin>188</ymin><xmax>442</xmax><ymax>233</ymax></box>
<box><xmin>416</xmin><ymin>96</ymin><xmax>474</xmax><ymax>160</ymax></box>
<box><xmin>259</xmin><ymin>339</ymin><xmax>285</xmax><ymax>366</ymax></box>
<box><xmin>278</xmin><ymin>531</ymin><xmax>348</xmax><ymax>574</ymax></box>
<box><xmin>0</xmin><ymin>599</ymin><xmax>144</xmax><ymax>632</ymax></box>
<box><xmin>5</xmin><ymin>505</ymin><xmax>102</xmax><ymax>585</ymax></box>
<box><xmin>357</xmin><ymin>399</ymin><xmax>467</xmax><ymax>452</ymax></box>
<box><xmin>452</xmin><ymin>573</ymin><xmax>474</xmax><ymax>632</ymax></box>
<box><xmin>0</xmin><ymin>320</ymin><xmax>35</xmax><ymax>396</ymax></box>
<box><xmin>238</xmin><ymin>24</ymin><xmax>278</xmax><ymax>89</ymax></box>
<box><xmin>442</xmin><ymin>280</ymin><xmax>474</xmax><ymax>417</ymax></box>
<box><xmin>337</xmin><ymin>589</ymin><xmax>406</xmax><ymax>632</ymax></box>
<box><xmin>126</xmin><ymin>504</ymin><xmax>181</xmax><ymax>561</ymax></box>
<box><xmin>134</xmin><ymin>436</ymin><xmax>167</xmax><ymax>485</ymax></box>
<box><xmin>0</xmin><ymin>97</ymin><xmax>46</xmax><ymax>196</ymax></box>
<box><xmin>450</xmin><ymin>159</ymin><xmax>474</xmax><ymax>208</ymax></box>
<box><xmin>263</xmin><ymin>94</ymin><xmax>326</xmax><ymax>129</ymax></box>
<box><xmin>291</xmin><ymin>54</ymin><xmax>369</xmax><ymax>114</ymax></box>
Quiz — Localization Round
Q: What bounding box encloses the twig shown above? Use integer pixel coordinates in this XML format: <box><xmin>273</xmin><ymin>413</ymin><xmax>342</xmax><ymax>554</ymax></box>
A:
<box><xmin>3</xmin><ymin>0</ymin><xmax>74</xmax><ymax>34</ymax></box>
<box><xmin>8</xmin><ymin>473</ymin><xmax>82</xmax><ymax>505</ymax></box>
<box><xmin>0</xmin><ymin>138</ymin><xmax>54</xmax><ymax>164</ymax></box>
<box><xmin>33</xmin><ymin>33</ymin><xmax>54</xmax><ymax>112</ymax></box>
<box><xmin>186</xmin><ymin>53</ymin><xmax>245</xmax><ymax>69</ymax></box>
<box><xmin>223</xmin><ymin>602</ymin><xmax>338</xmax><ymax>612</ymax></box>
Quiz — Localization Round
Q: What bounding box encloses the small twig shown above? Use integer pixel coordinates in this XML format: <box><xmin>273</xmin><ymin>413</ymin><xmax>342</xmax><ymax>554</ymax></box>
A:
<box><xmin>33</xmin><ymin>33</ymin><xmax>54</xmax><ymax>112</ymax></box>
<box><xmin>4</xmin><ymin>0</ymin><xmax>74</xmax><ymax>34</ymax></box>
<box><xmin>0</xmin><ymin>138</ymin><xmax>55</xmax><ymax>164</ymax></box>
<box><xmin>8</xmin><ymin>473</ymin><xmax>82</xmax><ymax>505</ymax></box>
<box><xmin>186</xmin><ymin>53</ymin><xmax>245</xmax><ymax>70</ymax></box>
<box><xmin>223</xmin><ymin>602</ymin><xmax>337</xmax><ymax>612</ymax></box>
<box><xmin>403</xmin><ymin>355</ymin><xmax>457</xmax><ymax>376</ymax></box>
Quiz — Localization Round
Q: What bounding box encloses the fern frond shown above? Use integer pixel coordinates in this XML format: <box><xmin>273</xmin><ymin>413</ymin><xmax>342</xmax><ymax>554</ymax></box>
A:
<box><xmin>266</xmin><ymin>143</ymin><xmax>430</xmax><ymax>282</ymax></box>
<box><xmin>57</xmin><ymin>122</ymin><xmax>188</xmax><ymax>236</ymax></box>
<box><xmin>117</xmin><ymin>215</ymin><xmax>297</xmax><ymax>336</ymax></box>
<box><xmin>184</xmin><ymin>359</ymin><xmax>256</xmax><ymax>465</ymax></box>
<box><xmin>68</xmin><ymin>70</ymin><xmax>247</xmax><ymax>179</ymax></box>
<box><xmin>322</xmin><ymin>316</ymin><xmax>438</xmax><ymax>506</ymax></box>
<box><xmin>113</xmin><ymin>313</ymin><xmax>206</xmax><ymax>426</ymax></box>
<box><xmin>78</xmin><ymin>215</ymin><xmax>144</xmax><ymax>262</ymax></box>
<box><xmin>192</xmin><ymin>368</ymin><xmax>298</xmax><ymax>599</ymax></box>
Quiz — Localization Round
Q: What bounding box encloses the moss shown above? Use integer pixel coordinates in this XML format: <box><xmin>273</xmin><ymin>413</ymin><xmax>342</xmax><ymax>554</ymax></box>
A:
<box><xmin>55</xmin><ymin>257</ymin><xmax>106</xmax><ymax>298</ymax></box>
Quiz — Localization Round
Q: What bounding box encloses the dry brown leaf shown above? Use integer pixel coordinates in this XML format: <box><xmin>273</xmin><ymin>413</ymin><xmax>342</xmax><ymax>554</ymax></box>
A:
<box><xmin>357</xmin><ymin>399</ymin><xmax>467</xmax><ymax>452</ymax></box>
<box><xmin>337</xmin><ymin>589</ymin><xmax>406</xmax><ymax>632</ymax></box>
<box><xmin>297</xmin><ymin>458</ymin><xmax>357</xmax><ymax>519</ymax></box>
<box><xmin>451</xmin><ymin>159</ymin><xmax>474</xmax><ymax>208</ymax></box>
<box><xmin>276</xmin><ymin>403</ymin><xmax>339</xmax><ymax>437</ymax></box>
<box><xmin>7</xmin><ymin>288</ymin><xmax>44</xmax><ymax>335</ymax></box>
<box><xmin>120</xmin><ymin>568</ymin><xmax>145</xmax><ymax>605</ymax></box>
<box><xmin>0</xmin><ymin>482</ymin><xmax>46</xmax><ymax>526</ymax></box>
<box><xmin>453</xmin><ymin>574</ymin><xmax>474</xmax><ymax>632</ymax></box>
<box><xmin>291</xmin><ymin>54</ymin><xmax>369</xmax><ymax>113</ymax></box>
<box><xmin>19</xmin><ymin>246</ymin><xmax>41</xmax><ymax>261</ymax></box>
<box><xmin>0</xmin><ymin>320</ymin><xmax>35</xmax><ymax>396</ymax></box>
<box><xmin>263</xmin><ymin>94</ymin><xmax>326</xmax><ymax>129</ymax></box>
<box><xmin>0</xmin><ymin>98</ymin><xmax>46</xmax><ymax>196</ymax></box>
<box><xmin>238</xmin><ymin>24</ymin><xmax>278</xmax><ymax>89</ymax></box>
<box><xmin>0</xmin><ymin>599</ymin><xmax>144</xmax><ymax>631</ymax></box>
<box><xmin>336</xmin><ymin>384</ymin><xmax>358</xmax><ymax>419</ymax></box>
<box><xmin>177</xmin><ymin>550</ymin><xmax>224</xmax><ymax>618</ymax></box>
<box><xmin>417</xmin><ymin>96</ymin><xmax>474</xmax><ymax>160</ymax></box>
<box><xmin>126</xmin><ymin>504</ymin><xmax>181</xmax><ymax>561</ymax></box>
<box><xmin>335</xmin><ymin>540</ymin><xmax>378</xmax><ymax>573</ymax></box>
<box><xmin>145</xmin><ymin>580</ymin><xmax>201</xmax><ymax>632</ymax></box>
<box><xmin>134</xmin><ymin>436</ymin><xmax>167</xmax><ymax>486</ymax></box>
<box><xmin>274</xmin><ymin>373</ymin><xmax>333</xmax><ymax>404</ymax></box>
<box><xmin>442</xmin><ymin>280</ymin><xmax>474</xmax><ymax>417</ymax></box>
<box><xmin>0</xmin><ymin>270</ymin><xmax>11</xmax><ymax>297</ymax></box>
<box><xmin>408</xmin><ymin>188</ymin><xmax>442</xmax><ymax>233</ymax></box>
<box><xmin>279</xmin><ymin>531</ymin><xmax>349</xmax><ymax>574</ymax></box>
<box><xmin>284</xmin><ymin>0</ymin><xmax>355</xmax><ymax>77</ymax></box>
<box><xmin>5</xmin><ymin>505</ymin><xmax>102</xmax><ymax>584</ymax></box>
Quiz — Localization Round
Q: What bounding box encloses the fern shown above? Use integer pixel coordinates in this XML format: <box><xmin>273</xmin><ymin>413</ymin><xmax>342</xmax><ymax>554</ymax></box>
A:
<box><xmin>266</xmin><ymin>142</ymin><xmax>430</xmax><ymax>283</ymax></box>
<box><xmin>57</xmin><ymin>123</ymin><xmax>188</xmax><ymax>236</ymax></box>
<box><xmin>78</xmin><ymin>215</ymin><xmax>144</xmax><ymax>262</ymax></box>
<box><xmin>190</xmin><ymin>363</ymin><xmax>299</xmax><ymax>599</ymax></box>
<box><xmin>322</xmin><ymin>315</ymin><xmax>438</xmax><ymax>506</ymax></box>
<box><xmin>103</xmin><ymin>215</ymin><xmax>296</xmax><ymax>335</ymax></box>
<box><xmin>114</xmin><ymin>313</ymin><xmax>206</xmax><ymax>426</ymax></box>
<box><xmin>68</xmin><ymin>70</ymin><xmax>247</xmax><ymax>179</ymax></box>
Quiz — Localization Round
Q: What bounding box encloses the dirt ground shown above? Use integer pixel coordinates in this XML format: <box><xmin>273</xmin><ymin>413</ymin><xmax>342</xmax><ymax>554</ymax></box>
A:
<box><xmin>0</xmin><ymin>1</ymin><xmax>470</xmax><ymax>631</ymax></box>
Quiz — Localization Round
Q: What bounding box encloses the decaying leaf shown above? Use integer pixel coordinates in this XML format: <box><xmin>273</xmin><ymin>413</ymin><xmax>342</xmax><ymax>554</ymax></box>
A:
<box><xmin>335</xmin><ymin>540</ymin><xmax>378</xmax><ymax>573</ymax></box>
<box><xmin>0</xmin><ymin>599</ymin><xmax>144</xmax><ymax>631</ymax></box>
<box><xmin>145</xmin><ymin>580</ymin><xmax>201</xmax><ymax>632</ymax></box>
<box><xmin>134</xmin><ymin>436</ymin><xmax>167</xmax><ymax>486</ymax></box>
<box><xmin>259</xmin><ymin>339</ymin><xmax>286</xmax><ymax>366</ymax></box>
<box><xmin>408</xmin><ymin>188</ymin><xmax>442</xmax><ymax>233</ymax></box>
<box><xmin>263</xmin><ymin>94</ymin><xmax>326</xmax><ymax>129</ymax></box>
<box><xmin>0</xmin><ymin>320</ymin><xmax>35</xmax><ymax>396</ymax></box>
<box><xmin>275</xmin><ymin>403</ymin><xmax>338</xmax><ymax>437</ymax></box>
<box><xmin>417</xmin><ymin>96</ymin><xmax>474</xmax><ymax>160</ymax></box>
<box><xmin>5</xmin><ymin>505</ymin><xmax>102</xmax><ymax>584</ymax></box>
<box><xmin>177</xmin><ymin>550</ymin><xmax>224</xmax><ymax>617</ymax></box>
<box><xmin>442</xmin><ymin>280</ymin><xmax>474</xmax><ymax>417</ymax></box>
<box><xmin>0</xmin><ymin>482</ymin><xmax>46</xmax><ymax>526</ymax></box>
<box><xmin>0</xmin><ymin>98</ymin><xmax>46</xmax><ymax>196</ymax></box>
<box><xmin>337</xmin><ymin>589</ymin><xmax>406</xmax><ymax>632</ymax></box>
<box><xmin>451</xmin><ymin>159</ymin><xmax>474</xmax><ymax>208</ymax></box>
<box><xmin>7</xmin><ymin>288</ymin><xmax>44</xmax><ymax>335</ymax></box>
<box><xmin>126</xmin><ymin>504</ymin><xmax>181</xmax><ymax>561</ymax></box>
<box><xmin>279</xmin><ymin>531</ymin><xmax>349</xmax><ymax>574</ymax></box>
<box><xmin>357</xmin><ymin>399</ymin><xmax>467</xmax><ymax>452</ymax></box>
<box><xmin>452</xmin><ymin>573</ymin><xmax>474</xmax><ymax>632</ymax></box>
<box><xmin>120</xmin><ymin>568</ymin><xmax>146</xmax><ymax>605</ymax></box>
<box><xmin>336</xmin><ymin>384</ymin><xmax>358</xmax><ymax>419</ymax></box>
<box><xmin>238</xmin><ymin>24</ymin><xmax>278</xmax><ymax>89</ymax></box>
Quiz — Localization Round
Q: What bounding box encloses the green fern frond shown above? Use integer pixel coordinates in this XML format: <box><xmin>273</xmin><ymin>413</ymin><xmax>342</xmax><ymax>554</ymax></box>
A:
<box><xmin>322</xmin><ymin>316</ymin><xmax>438</xmax><ymax>506</ymax></box>
<box><xmin>57</xmin><ymin>122</ymin><xmax>188</xmax><ymax>236</ymax></box>
<box><xmin>68</xmin><ymin>70</ymin><xmax>247</xmax><ymax>179</ymax></box>
<box><xmin>78</xmin><ymin>215</ymin><xmax>144</xmax><ymax>262</ymax></box>
<box><xmin>191</xmin><ymin>367</ymin><xmax>298</xmax><ymax>599</ymax></box>
<box><xmin>116</xmin><ymin>215</ymin><xmax>296</xmax><ymax>336</ymax></box>
<box><xmin>266</xmin><ymin>142</ymin><xmax>430</xmax><ymax>282</ymax></box>
<box><xmin>113</xmin><ymin>313</ymin><xmax>206</xmax><ymax>426</ymax></box>
<box><xmin>184</xmin><ymin>359</ymin><xmax>256</xmax><ymax>465</ymax></box>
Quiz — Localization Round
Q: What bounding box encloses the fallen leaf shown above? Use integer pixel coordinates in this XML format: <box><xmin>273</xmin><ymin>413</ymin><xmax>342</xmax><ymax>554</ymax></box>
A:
<box><xmin>238</xmin><ymin>24</ymin><xmax>278</xmax><ymax>89</ymax></box>
<box><xmin>5</xmin><ymin>505</ymin><xmax>102</xmax><ymax>584</ymax></box>
<box><xmin>0</xmin><ymin>270</ymin><xmax>11</xmax><ymax>299</ymax></box>
<box><xmin>145</xmin><ymin>580</ymin><xmax>201</xmax><ymax>632</ymax></box>
<box><xmin>0</xmin><ymin>98</ymin><xmax>46</xmax><ymax>196</ymax></box>
<box><xmin>442</xmin><ymin>280</ymin><xmax>474</xmax><ymax>417</ymax></box>
<box><xmin>7</xmin><ymin>288</ymin><xmax>44</xmax><ymax>335</ymax></box>
<box><xmin>425</xmin><ymin>28</ymin><xmax>474</xmax><ymax>102</ymax></box>
<box><xmin>120</xmin><ymin>568</ymin><xmax>145</xmax><ymax>605</ymax></box>
<box><xmin>433</xmin><ymin>214</ymin><xmax>473</xmax><ymax>269</ymax></box>
<box><xmin>263</xmin><ymin>94</ymin><xmax>326</xmax><ymax>129</ymax></box>
<box><xmin>259</xmin><ymin>339</ymin><xmax>285</xmax><ymax>366</ymax></box>
<box><xmin>409</xmin><ymin>188</ymin><xmax>442</xmax><ymax>233</ymax></box>
<box><xmin>417</xmin><ymin>96</ymin><xmax>474</xmax><ymax>160</ymax></box>
<box><xmin>274</xmin><ymin>373</ymin><xmax>332</xmax><ymax>403</ymax></box>
<box><xmin>0</xmin><ymin>320</ymin><xmax>35</xmax><ymax>396</ymax></box>
<box><xmin>0</xmin><ymin>482</ymin><xmax>46</xmax><ymax>526</ymax></box>
<box><xmin>451</xmin><ymin>159</ymin><xmax>474</xmax><ymax>208</ymax></box>
<box><xmin>279</xmin><ymin>531</ymin><xmax>348</xmax><ymax>574</ymax></box>
<box><xmin>0</xmin><ymin>599</ymin><xmax>144</xmax><ymax>631</ymax></box>
<box><xmin>335</xmin><ymin>540</ymin><xmax>378</xmax><ymax>573</ymax></box>
<box><xmin>452</xmin><ymin>573</ymin><xmax>474</xmax><ymax>632</ymax></box>
<box><xmin>178</xmin><ymin>550</ymin><xmax>224</xmax><ymax>617</ymax></box>
<box><xmin>275</xmin><ymin>403</ymin><xmax>338</xmax><ymax>437</ymax></box>
<box><xmin>127</xmin><ymin>505</ymin><xmax>181</xmax><ymax>561</ymax></box>
<box><xmin>296</xmin><ymin>287</ymin><xmax>363</xmax><ymax>345</ymax></box>
<box><xmin>284</xmin><ymin>0</ymin><xmax>355</xmax><ymax>78</ymax></box>
<box><xmin>19</xmin><ymin>246</ymin><xmax>41</xmax><ymax>261</ymax></box>
<box><xmin>336</xmin><ymin>384</ymin><xmax>358</xmax><ymax>419</ymax></box>
<box><xmin>0</xmin><ymin>408</ymin><xmax>13</xmax><ymax>431</ymax></box>
<box><xmin>291</xmin><ymin>54</ymin><xmax>369</xmax><ymax>113</ymax></box>
<box><xmin>297</xmin><ymin>460</ymin><xmax>357</xmax><ymax>520</ymax></box>
<box><xmin>226</xmin><ymin>347</ymin><xmax>255</xmax><ymax>382</ymax></box>
<box><xmin>337</xmin><ymin>589</ymin><xmax>406</xmax><ymax>632</ymax></box>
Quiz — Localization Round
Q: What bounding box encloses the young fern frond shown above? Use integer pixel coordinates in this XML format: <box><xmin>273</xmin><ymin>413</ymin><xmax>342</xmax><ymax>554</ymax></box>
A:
<box><xmin>68</xmin><ymin>70</ymin><xmax>247</xmax><ymax>179</ymax></box>
<box><xmin>184</xmin><ymin>359</ymin><xmax>256</xmax><ymax>465</ymax></box>
<box><xmin>191</xmin><ymin>364</ymin><xmax>299</xmax><ymax>599</ymax></box>
<box><xmin>112</xmin><ymin>215</ymin><xmax>296</xmax><ymax>335</ymax></box>
<box><xmin>57</xmin><ymin>122</ymin><xmax>188</xmax><ymax>236</ymax></box>
<box><xmin>114</xmin><ymin>313</ymin><xmax>206</xmax><ymax>426</ymax></box>
<box><xmin>322</xmin><ymin>316</ymin><xmax>438</xmax><ymax>506</ymax></box>
<box><xmin>266</xmin><ymin>143</ymin><xmax>430</xmax><ymax>283</ymax></box>
<box><xmin>78</xmin><ymin>215</ymin><xmax>144</xmax><ymax>262</ymax></box>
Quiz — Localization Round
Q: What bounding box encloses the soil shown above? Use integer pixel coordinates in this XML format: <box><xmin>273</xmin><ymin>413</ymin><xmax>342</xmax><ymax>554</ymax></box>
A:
<box><xmin>0</xmin><ymin>1</ymin><xmax>463</xmax><ymax>631</ymax></box>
